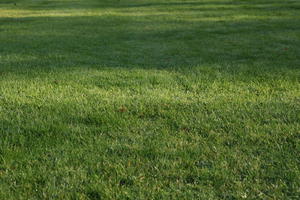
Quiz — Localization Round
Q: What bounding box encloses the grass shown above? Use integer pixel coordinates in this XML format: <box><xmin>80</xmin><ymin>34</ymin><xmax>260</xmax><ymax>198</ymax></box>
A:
<box><xmin>0</xmin><ymin>0</ymin><xmax>299</xmax><ymax>199</ymax></box>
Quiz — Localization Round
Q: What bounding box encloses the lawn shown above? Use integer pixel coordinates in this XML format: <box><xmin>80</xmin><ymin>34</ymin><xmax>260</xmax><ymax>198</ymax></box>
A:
<box><xmin>0</xmin><ymin>0</ymin><xmax>299</xmax><ymax>199</ymax></box>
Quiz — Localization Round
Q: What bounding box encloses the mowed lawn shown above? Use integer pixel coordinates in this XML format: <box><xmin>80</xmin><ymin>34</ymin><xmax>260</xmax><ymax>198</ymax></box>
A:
<box><xmin>0</xmin><ymin>0</ymin><xmax>299</xmax><ymax>199</ymax></box>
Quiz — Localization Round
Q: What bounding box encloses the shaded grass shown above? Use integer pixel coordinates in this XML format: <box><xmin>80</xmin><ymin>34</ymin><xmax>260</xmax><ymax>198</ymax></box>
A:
<box><xmin>0</xmin><ymin>0</ymin><xmax>300</xmax><ymax>199</ymax></box>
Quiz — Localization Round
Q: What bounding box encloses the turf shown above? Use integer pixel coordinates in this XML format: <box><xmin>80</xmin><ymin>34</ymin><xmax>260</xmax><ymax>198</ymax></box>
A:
<box><xmin>0</xmin><ymin>0</ymin><xmax>300</xmax><ymax>199</ymax></box>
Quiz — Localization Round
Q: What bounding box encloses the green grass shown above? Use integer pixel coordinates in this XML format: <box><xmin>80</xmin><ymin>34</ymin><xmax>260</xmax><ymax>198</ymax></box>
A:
<box><xmin>0</xmin><ymin>0</ymin><xmax>300</xmax><ymax>199</ymax></box>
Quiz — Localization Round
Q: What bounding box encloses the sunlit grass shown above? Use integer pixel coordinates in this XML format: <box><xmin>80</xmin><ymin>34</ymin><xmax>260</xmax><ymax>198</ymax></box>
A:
<box><xmin>0</xmin><ymin>0</ymin><xmax>299</xmax><ymax>199</ymax></box>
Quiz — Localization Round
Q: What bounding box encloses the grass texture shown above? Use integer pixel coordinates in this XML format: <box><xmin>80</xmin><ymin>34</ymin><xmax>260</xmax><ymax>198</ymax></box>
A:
<box><xmin>0</xmin><ymin>0</ymin><xmax>300</xmax><ymax>199</ymax></box>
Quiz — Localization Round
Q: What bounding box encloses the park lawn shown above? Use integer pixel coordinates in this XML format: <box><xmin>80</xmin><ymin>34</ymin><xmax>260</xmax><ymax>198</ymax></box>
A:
<box><xmin>0</xmin><ymin>0</ymin><xmax>299</xmax><ymax>199</ymax></box>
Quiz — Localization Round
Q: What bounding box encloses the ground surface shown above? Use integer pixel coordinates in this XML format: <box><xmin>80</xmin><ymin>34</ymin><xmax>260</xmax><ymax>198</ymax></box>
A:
<box><xmin>0</xmin><ymin>0</ymin><xmax>299</xmax><ymax>199</ymax></box>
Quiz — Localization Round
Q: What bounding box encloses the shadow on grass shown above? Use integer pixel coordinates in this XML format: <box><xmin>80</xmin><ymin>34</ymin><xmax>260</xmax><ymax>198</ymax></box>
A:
<box><xmin>12</xmin><ymin>0</ymin><xmax>300</xmax><ymax>10</ymax></box>
<box><xmin>0</xmin><ymin>0</ymin><xmax>299</xmax><ymax>75</ymax></box>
